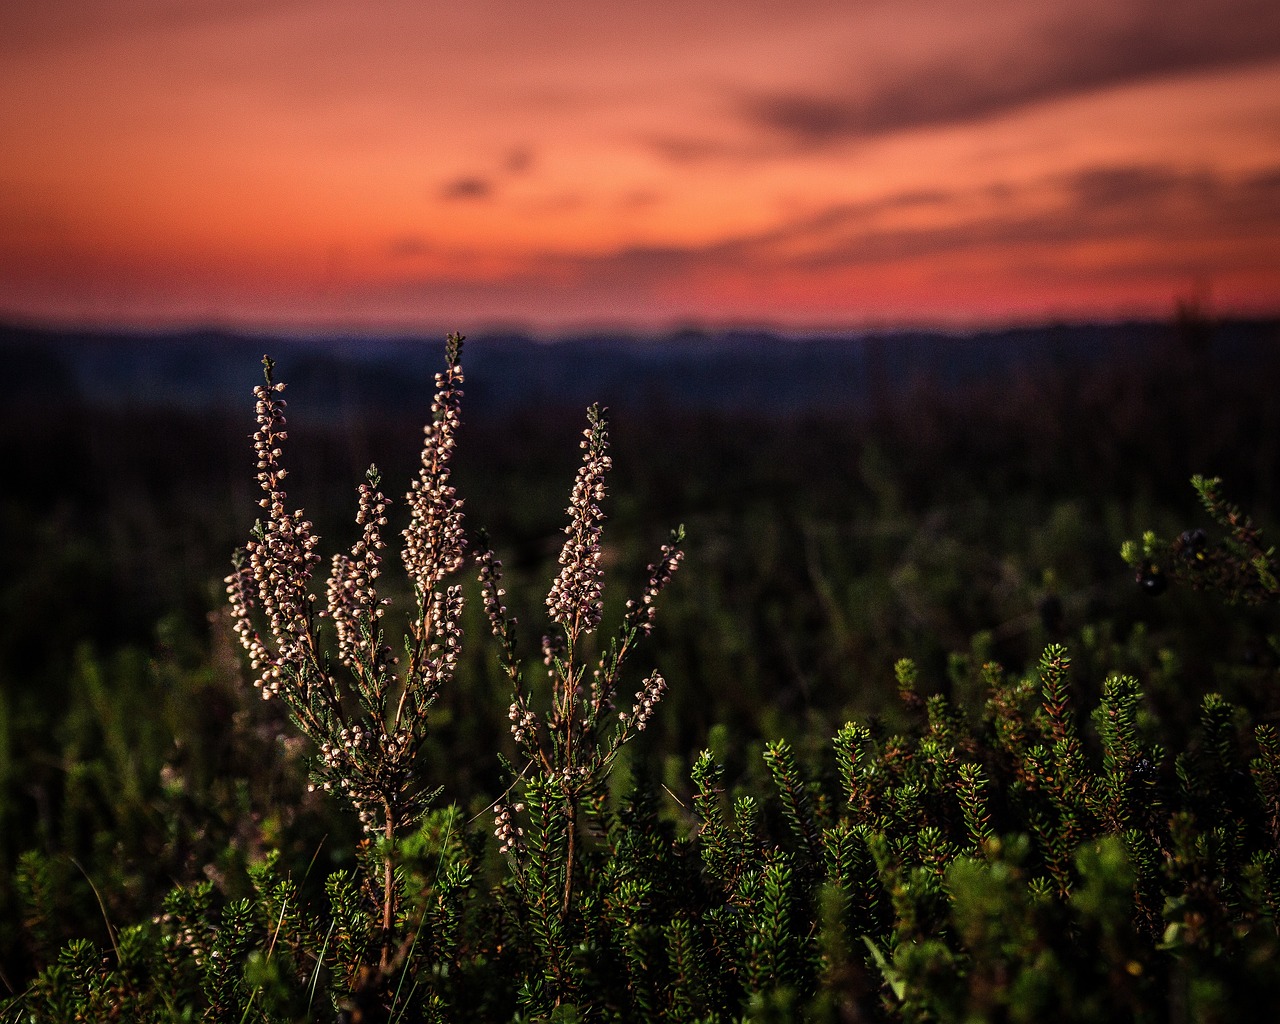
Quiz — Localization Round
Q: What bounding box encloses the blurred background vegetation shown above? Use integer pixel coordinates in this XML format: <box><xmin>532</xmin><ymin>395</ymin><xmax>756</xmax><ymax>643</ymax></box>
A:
<box><xmin>2</xmin><ymin>310</ymin><xmax>1278</xmax><ymax>994</ymax></box>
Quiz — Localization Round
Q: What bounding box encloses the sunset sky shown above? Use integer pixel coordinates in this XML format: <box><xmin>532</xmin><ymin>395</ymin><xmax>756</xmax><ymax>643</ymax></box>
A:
<box><xmin>2</xmin><ymin>0</ymin><xmax>1279</xmax><ymax>333</ymax></box>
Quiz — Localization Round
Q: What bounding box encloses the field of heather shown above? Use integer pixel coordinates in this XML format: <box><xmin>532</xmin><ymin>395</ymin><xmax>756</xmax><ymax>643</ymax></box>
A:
<box><xmin>3</xmin><ymin>316</ymin><xmax>1280</xmax><ymax>1020</ymax></box>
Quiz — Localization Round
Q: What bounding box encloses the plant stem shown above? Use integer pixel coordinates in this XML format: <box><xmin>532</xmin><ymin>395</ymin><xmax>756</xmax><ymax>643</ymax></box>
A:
<box><xmin>562</xmin><ymin>793</ymin><xmax>576</xmax><ymax>918</ymax></box>
<box><xmin>381</xmin><ymin>799</ymin><xmax>395</xmax><ymax>974</ymax></box>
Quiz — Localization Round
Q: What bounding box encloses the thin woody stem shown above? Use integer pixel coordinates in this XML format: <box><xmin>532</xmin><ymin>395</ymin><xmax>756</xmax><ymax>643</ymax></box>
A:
<box><xmin>381</xmin><ymin>798</ymin><xmax>396</xmax><ymax>974</ymax></box>
<box><xmin>562</xmin><ymin>794</ymin><xmax>577</xmax><ymax>918</ymax></box>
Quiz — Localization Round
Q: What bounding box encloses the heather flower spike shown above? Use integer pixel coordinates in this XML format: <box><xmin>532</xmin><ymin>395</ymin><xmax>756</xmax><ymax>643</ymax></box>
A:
<box><xmin>402</xmin><ymin>332</ymin><xmax>466</xmax><ymax>593</ymax></box>
<box><xmin>547</xmin><ymin>403</ymin><xmax>611</xmax><ymax>636</ymax></box>
<box><xmin>475</xmin><ymin>402</ymin><xmax>684</xmax><ymax>913</ymax></box>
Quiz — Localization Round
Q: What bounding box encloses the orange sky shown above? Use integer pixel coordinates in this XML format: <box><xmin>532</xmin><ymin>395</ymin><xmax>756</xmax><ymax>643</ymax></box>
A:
<box><xmin>2</xmin><ymin>0</ymin><xmax>1279</xmax><ymax>333</ymax></box>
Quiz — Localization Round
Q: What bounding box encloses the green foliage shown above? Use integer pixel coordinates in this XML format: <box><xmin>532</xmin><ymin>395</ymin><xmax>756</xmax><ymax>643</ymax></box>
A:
<box><xmin>1121</xmin><ymin>476</ymin><xmax>1280</xmax><ymax>606</ymax></box>
<box><xmin>8</xmin><ymin>326</ymin><xmax>1280</xmax><ymax>1019</ymax></box>
<box><xmin>11</xmin><ymin>595</ymin><xmax>1280</xmax><ymax>1021</ymax></box>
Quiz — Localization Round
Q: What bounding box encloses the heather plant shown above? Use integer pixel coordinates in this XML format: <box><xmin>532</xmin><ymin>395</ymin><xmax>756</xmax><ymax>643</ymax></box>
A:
<box><xmin>472</xmin><ymin>401</ymin><xmax>685</xmax><ymax>1014</ymax></box>
<box><xmin>12</xmin><ymin>631</ymin><xmax>1280</xmax><ymax>1022</ymax></box>
<box><xmin>0</xmin><ymin>618</ymin><xmax>324</xmax><ymax>1000</ymax></box>
<box><xmin>221</xmin><ymin>336</ymin><xmax>476</xmax><ymax>986</ymax></box>
<box><xmin>219</xmin><ymin>335</ymin><xmax>687</xmax><ymax>1016</ymax></box>
<box><xmin>1122</xmin><ymin>474</ymin><xmax>1280</xmax><ymax>605</ymax></box>
<box><xmin>10</xmin><ymin>323</ymin><xmax>1280</xmax><ymax>1022</ymax></box>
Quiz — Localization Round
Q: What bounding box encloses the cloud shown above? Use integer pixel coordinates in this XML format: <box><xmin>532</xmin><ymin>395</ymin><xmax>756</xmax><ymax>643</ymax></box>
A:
<box><xmin>1065</xmin><ymin>165</ymin><xmax>1205</xmax><ymax>208</ymax></box>
<box><xmin>759</xmin><ymin>164</ymin><xmax>1273</xmax><ymax>268</ymax></box>
<box><xmin>1246</xmin><ymin>166</ymin><xmax>1280</xmax><ymax>190</ymax></box>
<box><xmin>356</xmin><ymin>155</ymin><xmax>1280</xmax><ymax>325</ymax></box>
<box><xmin>786</xmin><ymin>163</ymin><xmax>1280</xmax><ymax>275</ymax></box>
<box><xmin>648</xmin><ymin>135</ymin><xmax>746</xmax><ymax>164</ymax></box>
<box><xmin>436</xmin><ymin>148</ymin><xmax>537</xmax><ymax>204</ymax></box>
<box><xmin>1056</xmin><ymin>162</ymin><xmax>1280</xmax><ymax>233</ymax></box>
<box><xmin>504</xmin><ymin>146</ymin><xmax>534</xmax><ymax>174</ymax></box>
<box><xmin>732</xmin><ymin>1</ymin><xmax>1280</xmax><ymax>149</ymax></box>
<box><xmin>439</xmin><ymin>176</ymin><xmax>494</xmax><ymax>201</ymax></box>
<box><xmin>446</xmin><ymin>161</ymin><xmax>1280</xmax><ymax>293</ymax></box>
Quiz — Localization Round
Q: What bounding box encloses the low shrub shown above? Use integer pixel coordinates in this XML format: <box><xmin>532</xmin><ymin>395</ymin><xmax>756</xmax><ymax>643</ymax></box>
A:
<box><xmin>5</xmin><ymin>338</ymin><xmax>1279</xmax><ymax>1022</ymax></box>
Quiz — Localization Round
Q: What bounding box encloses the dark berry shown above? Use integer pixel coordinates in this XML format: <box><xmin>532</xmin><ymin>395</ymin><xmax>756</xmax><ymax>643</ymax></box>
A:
<box><xmin>1137</xmin><ymin>564</ymin><xmax>1167</xmax><ymax>596</ymax></box>
<box><xmin>1178</xmin><ymin>528</ymin><xmax>1208</xmax><ymax>558</ymax></box>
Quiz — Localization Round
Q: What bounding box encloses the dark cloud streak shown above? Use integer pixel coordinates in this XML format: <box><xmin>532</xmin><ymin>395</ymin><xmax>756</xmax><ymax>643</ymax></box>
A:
<box><xmin>737</xmin><ymin>1</ymin><xmax>1280</xmax><ymax>149</ymax></box>
<box><xmin>439</xmin><ymin>176</ymin><xmax>494</xmax><ymax>201</ymax></box>
<box><xmin>436</xmin><ymin>148</ymin><xmax>537</xmax><ymax>203</ymax></box>
<box><xmin>432</xmin><ymin>160</ymin><xmax>1280</xmax><ymax>291</ymax></box>
<box><xmin>366</xmin><ymin>155</ymin><xmax>1280</xmax><ymax>320</ymax></box>
<box><xmin>504</xmin><ymin>147</ymin><xmax>534</xmax><ymax>174</ymax></box>
<box><xmin>773</xmin><ymin>163</ymin><xmax>1280</xmax><ymax>271</ymax></box>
